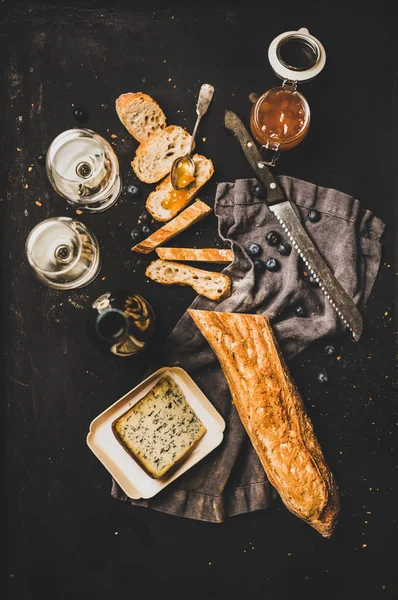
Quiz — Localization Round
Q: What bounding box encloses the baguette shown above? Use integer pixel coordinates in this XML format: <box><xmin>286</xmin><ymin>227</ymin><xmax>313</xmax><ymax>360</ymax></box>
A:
<box><xmin>132</xmin><ymin>125</ymin><xmax>192</xmax><ymax>183</ymax></box>
<box><xmin>146</xmin><ymin>260</ymin><xmax>231</xmax><ymax>301</ymax></box>
<box><xmin>115</xmin><ymin>92</ymin><xmax>167</xmax><ymax>143</ymax></box>
<box><xmin>146</xmin><ymin>154</ymin><xmax>214</xmax><ymax>221</ymax></box>
<box><xmin>155</xmin><ymin>247</ymin><xmax>234</xmax><ymax>263</ymax></box>
<box><xmin>132</xmin><ymin>200</ymin><xmax>212</xmax><ymax>254</ymax></box>
<box><xmin>188</xmin><ymin>309</ymin><xmax>340</xmax><ymax>538</ymax></box>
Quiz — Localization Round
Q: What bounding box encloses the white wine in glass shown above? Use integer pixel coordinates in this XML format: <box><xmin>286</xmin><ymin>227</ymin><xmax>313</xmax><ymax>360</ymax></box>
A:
<box><xmin>46</xmin><ymin>128</ymin><xmax>122</xmax><ymax>213</ymax></box>
<box><xmin>25</xmin><ymin>217</ymin><xmax>101</xmax><ymax>290</ymax></box>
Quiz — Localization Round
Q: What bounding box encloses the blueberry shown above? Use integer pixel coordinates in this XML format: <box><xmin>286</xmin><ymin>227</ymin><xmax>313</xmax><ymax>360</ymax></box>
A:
<box><xmin>140</xmin><ymin>211</ymin><xmax>151</xmax><ymax>223</ymax></box>
<box><xmin>131</xmin><ymin>229</ymin><xmax>142</xmax><ymax>242</ymax></box>
<box><xmin>248</xmin><ymin>243</ymin><xmax>262</xmax><ymax>257</ymax></box>
<box><xmin>308</xmin><ymin>209</ymin><xmax>320</xmax><ymax>223</ymax></box>
<box><xmin>141</xmin><ymin>224</ymin><xmax>152</xmax><ymax>235</ymax></box>
<box><xmin>295</xmin><ymin>304</ymin><xmax>307</xmax><ymax>317</ymax></box>
<box><xmin>72</xmin><ymin>107</ymin><xmax>88</xmax><ymax>122</ymax></box>
<box><xmin>37</xmin><ymin>153</ymin><xmax>46</xmax><ymax>166</ymax></box>
<box><xmin>324</xmin><ymin>344</ymin><xmax>336</xmax><ymax>357</ymax></box>
<box><xmin>253</xmin><ymin>259</ymin><xmax>265</xmax><ymax>273</ymax></box>
<box><xmin>265</xmin><ymin>257</ymin><xmax>280</xmax><ymax>271</ymax></box>
<box><xmin>277</xmin><ymin>241</ymin><xmax>291</xmax><ymax>256</ymax></box>
<box><xmin>252</xmin><ymin>183</ymin><xmax>266</xmax><ymax>199</ymax></box>
<box><xmin>127</xmin><ymin>184</ymin><xmax>141</xmax><ymax>197</ymax></box>
<box><xmin>265</xmin><ymin>231</ymin><xmax>280</xmax><ymax>246</ymax></box>
<box><xmin>317</xmin><ymin>371</ymin><xmax>330</xmax><ymax>384</ymax></box>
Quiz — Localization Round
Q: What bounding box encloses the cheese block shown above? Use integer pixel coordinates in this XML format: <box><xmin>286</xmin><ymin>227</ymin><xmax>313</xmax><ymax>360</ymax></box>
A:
<box><xmin>112</xmin><ymin>375</ymin><xmax>206</xmax><ymax>479</ymax></box>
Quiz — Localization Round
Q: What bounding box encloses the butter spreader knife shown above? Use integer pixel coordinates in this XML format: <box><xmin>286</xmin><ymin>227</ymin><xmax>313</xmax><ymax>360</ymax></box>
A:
<box><xmin>224</xmin><ymin>109</ymin><xmax>363</xmax><ymax>341</ymax></box>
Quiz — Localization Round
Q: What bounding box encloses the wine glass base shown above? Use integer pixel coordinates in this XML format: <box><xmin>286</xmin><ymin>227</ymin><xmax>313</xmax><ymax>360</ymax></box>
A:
<box><xmin>43</xmin><ymin>252</ymin><xmax>102</xmax><ymax>290</ymax></box>
<box><xmin>27</xmin><ymin>217</ymin><xmax>102</xmax><ymax>290</ymax></box>
<box><xmin>69</xmin><ymin>174</ymin><xmax>123</xmax><ymax>213</ymax></box>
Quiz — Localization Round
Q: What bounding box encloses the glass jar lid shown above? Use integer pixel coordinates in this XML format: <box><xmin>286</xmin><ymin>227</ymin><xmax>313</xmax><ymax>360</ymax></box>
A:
<box><xmin>268</xmin><ymin>28</ymin><xmax>326</xmax><ymax>83</ymax></box>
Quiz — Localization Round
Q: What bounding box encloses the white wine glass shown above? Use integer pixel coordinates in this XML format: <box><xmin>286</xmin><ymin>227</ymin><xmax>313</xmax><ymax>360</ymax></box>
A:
<box><xmin>46</xmin><ymin>128</ymin><xmax>122</xmax><ymax>213</ymax></box>
<box><xmin>25</xmin><ymin>216</ymin><xmax>101</xmax><ymax>289</ymax></box>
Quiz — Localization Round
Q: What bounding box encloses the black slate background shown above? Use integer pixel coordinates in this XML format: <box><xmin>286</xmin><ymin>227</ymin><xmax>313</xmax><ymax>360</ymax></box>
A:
<box><xmin>1</xmin><ymin>1</ymin><xmax>397</xmax><ymax>599</ymax></box>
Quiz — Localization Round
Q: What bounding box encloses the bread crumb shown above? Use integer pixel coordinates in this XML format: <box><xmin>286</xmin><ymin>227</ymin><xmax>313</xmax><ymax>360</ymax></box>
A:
<box><xmin>287</xmin><ymin>553</ymin><xmax>292</xmax><ymax>556</ymax></box>
<box><xmin>202</xmin><ymin>137</ymin><xmax>207</xmax><ymax>142</ymax></box>
<box><xmin>362</xmin><ymin>544</ymin><xmax>367</xmax><ymax>548</ymax></box>
<box><xmin>28</xmin><ymin>166</ymin><xmax>33</xmax><ymax>172</ymax></box>
<box><xmin>24</xmin><ymin>184</ymin><xmax>29</xmax><ymax>189</ymax></box>
<box><xmin>101</xmin><ymin>277</ymin><xmax>106</xmax><ymax>280</ymax></box>
<box><xmin>168</xmin><ymin>78</ymin><xmax>172</xmax><ymax>82</ymax></box>
<box><xmin>384</xmin><ymin>311</ymin><xmax>388</xmax><ymax>316</ymax></box>
<box><xmin>76</xmin><ymin>209</ymin><xmax>83</xmax><ymax>215</ymax></box>
<box><xmin>111</xmin><ymin>134</ymin><xmax>118</xmax><ymax>139</ymax></box>
<box><xmin>35</xmin><ymin>201</ymin><xmax>42</xmax><ymax>206</ymax></box>
<box><xmin>336</xmin><ymin>356</ymin><xmax>341</xmax><ymax>361</ymax></box>
<box><xmin>17</xmin><ymin>147</ymin><xmax>22</xmax><ymax>152</ymax></box>
<box><xmin>208</xmin><ymin>562</ymin><xmax>212</xmax><ymax>566</ymax></box>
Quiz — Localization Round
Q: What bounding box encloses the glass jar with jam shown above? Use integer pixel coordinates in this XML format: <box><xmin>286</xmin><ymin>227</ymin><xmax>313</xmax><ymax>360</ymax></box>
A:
<box><xmin>250</xmin><ymin>28</ymin><xmax>326</xmax><ymax>165</ymax></box>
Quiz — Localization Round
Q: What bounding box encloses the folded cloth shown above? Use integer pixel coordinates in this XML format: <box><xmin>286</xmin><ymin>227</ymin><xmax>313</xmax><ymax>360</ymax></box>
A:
<box><xmin>112</xmin><ymin>176</ymin><xmax>385</xmax><ymax>522</ymax></box>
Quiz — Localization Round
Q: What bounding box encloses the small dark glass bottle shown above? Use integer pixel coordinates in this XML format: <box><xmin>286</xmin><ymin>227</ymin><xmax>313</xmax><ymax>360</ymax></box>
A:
<box><xmin>88</xmin><ymin>291</ymin><xmax>155</xmax><ymax>357</ymax></box>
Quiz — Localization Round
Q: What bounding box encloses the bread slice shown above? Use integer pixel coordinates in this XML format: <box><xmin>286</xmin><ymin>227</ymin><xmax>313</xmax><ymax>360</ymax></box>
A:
<box><xmin>146</xmin><ymin>154</ymin><xmax>214</xmax><ymax>221</ymax></box>
<box><xmin>115</xmin><ymin>92</ymin><xmax>167</xmax><ymax>143</ymax></box>
<box><xmin>132</xmin><ymin>125</ymin><xmax>192</xmax><ymax>184</ymax></box>
<box><xmin>145</xmin><ymin>260</ymin><xmax>231</xmax><ymax>301</ymax></box>
<box><xmin>132</xmin><ymin>200</ymin><xmax>212</xmax><ymax>254</ymax></box>
<box><xmin>112</xmin><ymin>375</ymin><xmax>206</xmax><ymax>479</ymax></box>
<box><xmin>188</xmin><ymin>310</ymin><xmax>340</xmax><ymax>538</ymax></box>
<box><xmin>155</xmin><ymin>247</ymin><xmax>234</xmax><ymax>263</ymax></box>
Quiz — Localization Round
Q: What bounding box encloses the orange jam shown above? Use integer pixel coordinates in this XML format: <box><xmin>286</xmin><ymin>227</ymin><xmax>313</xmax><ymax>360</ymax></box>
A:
<box><xmin>162</xmin><ymin>188</ymin><xmax>190</xmax><ymax>211</ymax></box>
<box><xmin>250</xmin><ymin>87</ymin><xmax>310</xmax><ymax>150</ymax></box>
<box><xmin>175</xmin><ymin>158</ymin><xmax>195</xmax><ymax>189</ymax></box>
<box><xmin>178</xmin><ymin>173</ymin><xmax>194</xmax><ymax>188</ymax></box>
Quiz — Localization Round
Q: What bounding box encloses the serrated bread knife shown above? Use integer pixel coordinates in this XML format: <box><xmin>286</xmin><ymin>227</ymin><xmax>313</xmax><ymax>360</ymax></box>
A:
<box><xmin>224</xmin><ymin>109</ymin><xmax>363</xmax><ymax>341</ymax></box>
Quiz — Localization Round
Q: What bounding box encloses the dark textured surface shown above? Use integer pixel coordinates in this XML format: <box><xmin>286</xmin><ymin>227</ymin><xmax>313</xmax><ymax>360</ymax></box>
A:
<box><xmin>1</xmin><ymin>2</ymin><xmax>397</xmax><ymax>599</ymax></box>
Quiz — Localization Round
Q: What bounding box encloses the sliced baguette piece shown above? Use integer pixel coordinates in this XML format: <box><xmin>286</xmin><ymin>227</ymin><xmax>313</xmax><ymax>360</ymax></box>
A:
<box><xmin>132</xmin><ymin>125</ymin><xmax>192</xmax><ymax>183</ymax></box>
<box><xmin>132</xmin><ymin>200</ymin><xmax>212</xmax><ymax>254</ymax></box>
<box><xmin>115</xmin><ymin>92</ymin><xmax>167</xmax><ymax>143</ymax></box>
<box><xmin>146</xmin><ymin>260</ymin><xmax>231</xmax><ymax>301</ymax></box>
<box><xmin>155</xmin><ymin>247</ymin><xmax>234</xmax><ymax>263</ymax></box>
<box><xmin>188</xmin><ymin>309</ymin><xmax>340</xmax><ymax>538</ymax></box>
<box><xmin>146</xmin><ymin>154</ymin><xmax>214</xmax><ymax>221</ymax></box>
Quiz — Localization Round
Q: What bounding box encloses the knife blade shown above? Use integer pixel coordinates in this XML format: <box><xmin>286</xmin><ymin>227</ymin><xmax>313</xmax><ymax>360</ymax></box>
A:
<box><xmin>224</xmin><ymin>109</ymin><xmax>363</xmax><ymax>341</ymax></box>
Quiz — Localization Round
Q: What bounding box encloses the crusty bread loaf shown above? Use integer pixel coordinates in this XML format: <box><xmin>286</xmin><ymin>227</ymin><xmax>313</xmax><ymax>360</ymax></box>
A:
<box><xmin>112</xmin><ymin>375</ymin><xmax>206</xmax><ymax>478</ymax></box>
<box><xmin>146</xmin><ymin>260</ymin><xmax>231</xmax><ymax>301</ymax></box>
<box><xmin>146</xmin><ymin>154</ymin><xmax>214</xmax><ymax>221</ymax></box>
<box><xmin>155</xmin><ymin>247</ymin><xmax>234</xmax><ymax>263</ymax></box>
<box><xmin>132</xmin><ymin>200</ymin><xmax>212</xmax><ymax>254</ymax></box>
<box><xmin>188</xmin><ymin>310</ymin><xmax>340</xmax><ymax>538</ymax></box>
<box><xmin>132</xmin><ymin>125</ymin><xmax>192</xmax><ymax>184</ymax></box>
<box><xmin>115</xmin><ymin>92</ymin><xmax>167</xmax><ymax>143</ymax></box>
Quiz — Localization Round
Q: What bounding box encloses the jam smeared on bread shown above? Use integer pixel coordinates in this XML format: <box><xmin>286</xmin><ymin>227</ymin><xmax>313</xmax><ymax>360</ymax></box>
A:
<box><xmin>147</xmin><ymin>154</ymin><xmax>214</xmax><ymax>222</ymax></box>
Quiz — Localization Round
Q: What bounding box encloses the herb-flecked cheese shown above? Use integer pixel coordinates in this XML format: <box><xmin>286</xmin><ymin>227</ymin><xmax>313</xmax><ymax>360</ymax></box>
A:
<box><xmin>113</xmin><ymin>375</ymin><xmax>206</xmax><ymax>478</ymax></box>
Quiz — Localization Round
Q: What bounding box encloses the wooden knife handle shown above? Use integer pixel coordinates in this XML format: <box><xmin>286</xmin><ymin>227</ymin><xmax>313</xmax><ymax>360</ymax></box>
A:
<box><xmin>224</xmin><ymin>109</ymin><xmax>285</xmax><ymax>205</ymax></box>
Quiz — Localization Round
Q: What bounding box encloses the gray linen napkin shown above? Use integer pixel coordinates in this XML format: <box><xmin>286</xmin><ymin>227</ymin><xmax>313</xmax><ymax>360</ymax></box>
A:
<box><xmin>112</xmin><ymin>175</ymin><xmax>385</xmax><ymax>522</ymax></box>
